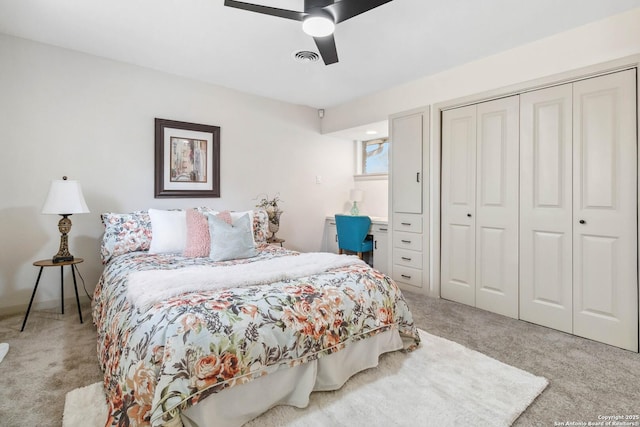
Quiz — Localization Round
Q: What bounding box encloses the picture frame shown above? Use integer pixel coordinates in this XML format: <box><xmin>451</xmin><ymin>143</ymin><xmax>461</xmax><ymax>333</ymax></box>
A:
<box><xmin>154</xmin><ymin>118</ymin><xmax>220</xmax><ymax>198</ymax></box>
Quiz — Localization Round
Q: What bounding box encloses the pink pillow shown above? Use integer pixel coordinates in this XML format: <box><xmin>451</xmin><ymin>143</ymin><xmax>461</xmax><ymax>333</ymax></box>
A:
<box><xmin>217</xmin><ymin>210</ymin><xmax>232</xmax><ymax>225</ymax></box>
<box><xmin>183</xmin><ymin>209</ymin><xmax>210</xmax><ymax>257</ymax></box>
<box><xmin>183</xmin><ymin>209</ymin><xmax>234</xmax><ymax>257</ymax></box>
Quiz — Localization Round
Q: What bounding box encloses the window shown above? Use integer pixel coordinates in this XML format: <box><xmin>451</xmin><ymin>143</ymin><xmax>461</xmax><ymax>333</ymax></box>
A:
<box><xmin>361</xmin><ymin>137</ymin><xmax>389</xmax><ymax>176</ymax></box>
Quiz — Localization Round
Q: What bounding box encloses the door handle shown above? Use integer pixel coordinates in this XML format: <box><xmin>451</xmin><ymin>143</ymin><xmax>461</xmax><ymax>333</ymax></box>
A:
<box><xmin>416</xmin><ymin>172</ymin><xmax>420</xmax><ymax>182</ymax></box>
<box><xmin>579</xmin><ymin>219</ymin><xmax>586</xmax><ymax>224</ymax></box>
<box><xmin>467</xmin><ymin>213</ymin><xmax>472</xmax><ymax>217</ymax></box>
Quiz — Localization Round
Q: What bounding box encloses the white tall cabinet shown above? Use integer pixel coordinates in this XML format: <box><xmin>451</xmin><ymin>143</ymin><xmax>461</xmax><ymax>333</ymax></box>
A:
<box><xmin>389</xmin><ymin>107</ymin><xmax>429</xmax><ymax>293</ymax></box>
<box><xmin>520</xmin><ymin>70</ymin><xmax>638</xmax><ymax>351</ymax></box>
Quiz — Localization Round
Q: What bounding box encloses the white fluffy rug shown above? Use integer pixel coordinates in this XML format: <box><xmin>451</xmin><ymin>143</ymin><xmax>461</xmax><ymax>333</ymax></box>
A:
<box><xmin>0</xmin><ymin>343</ymin><xmax>8</xmax><ymax>365</ymax></box>
<box><xmin>64</xmin><ymin>330</ymin><xmax>547</xmax><ymax>427</ymax></box>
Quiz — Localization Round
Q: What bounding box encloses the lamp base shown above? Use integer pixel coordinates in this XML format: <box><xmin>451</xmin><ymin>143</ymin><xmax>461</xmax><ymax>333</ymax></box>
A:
<box><xmin>350</xmin><ymin>201</ymin><xmax>360</xmax><ymax>216</ymax></box>
<box><xmin>52</xmin><ymin>214</ymin><xmax>74</xmax><ymax>264</ymax></box>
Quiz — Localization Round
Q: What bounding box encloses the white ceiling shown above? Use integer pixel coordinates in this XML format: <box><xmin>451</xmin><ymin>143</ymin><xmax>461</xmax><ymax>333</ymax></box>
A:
<box><xmin>1</xmin><ymin>0</ymin><xmax>640</xmax><ymax>111</ymax></box>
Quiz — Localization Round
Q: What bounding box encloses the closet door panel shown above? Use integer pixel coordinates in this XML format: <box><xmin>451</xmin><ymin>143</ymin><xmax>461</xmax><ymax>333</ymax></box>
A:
<box><xmin>573</xmin><ymin>69</ymin><xmax>638</xmax><ymax>352</ymax></box>
<box><xmin>441</xmin><ymin>105</ymin><xmax>477</xmax><ymax>306</ymax></box>
<box><xmin>519</xmin><ymin>85</ymin><xmax>573</xmax><ymax>333</ymax></box>
<box><xmin>475</xmin><ymin>96</ymin><xmax>519</xmax><ymax>319</ymax></box>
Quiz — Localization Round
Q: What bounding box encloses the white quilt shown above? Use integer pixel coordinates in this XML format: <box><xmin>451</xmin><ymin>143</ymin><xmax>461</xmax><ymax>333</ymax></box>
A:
<box><xmin>127</xmin><ymin>252</ymin><xmax>366</xmax><ymax>310</ymax></box>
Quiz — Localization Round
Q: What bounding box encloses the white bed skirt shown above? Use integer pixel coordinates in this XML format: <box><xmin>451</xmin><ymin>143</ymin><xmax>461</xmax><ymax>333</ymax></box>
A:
<box><xmin>181</xmin><ymin>328</ymin><xmax>404</xmax><ymax>427</ymax></box>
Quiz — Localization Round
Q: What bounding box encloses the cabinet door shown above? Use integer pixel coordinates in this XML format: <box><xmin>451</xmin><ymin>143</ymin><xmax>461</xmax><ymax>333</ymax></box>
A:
<box><xmin>441</xmin><ymin>105</ymin><xmax>477</xmax><ymax>307</ymax></box>
<box><xmin>391</xmin><ymin>113</ymin><xmax>423</xmax><ymax>214</ymax></box>
<box><xmin>372</xmin><ymin>224</ymin><xmax>389</xmax><ymax>274</ymax></box>
<box><xmin>325</xmin><ymin>220</ymin><xmax>338</xmax><ymax>254</ymax></box>
<box><xmin>475</xmin><ymin>96</ymin><xmax>520</xmax><ymax>319</ymax></box>
<box><xmin>572</xmin><ymin>70</ymin><xmax>638</xmax><ymax>351</ymax></box>
<box><xmin>519</xmin><ymin>84</ymin><xmax>573</xmax><ymax>333</ymax></box>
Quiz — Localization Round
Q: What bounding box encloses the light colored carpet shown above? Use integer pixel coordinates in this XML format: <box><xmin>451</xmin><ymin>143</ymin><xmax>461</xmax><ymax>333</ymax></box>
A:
<box><xmin>63</xmin><ymin>329</ymin><xmax>547</xmax><ymax>427</ymax></box>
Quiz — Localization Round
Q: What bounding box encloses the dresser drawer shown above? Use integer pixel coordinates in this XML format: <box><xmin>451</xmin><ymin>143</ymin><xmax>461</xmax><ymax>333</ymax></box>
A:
<box><xmin>393</xmin><ymin>213</ymin><xmax>422</xmax><ymax>233</ymax></box>
<box><xmin>393</xmin><ymin>248</ymin><xmax>423</xmax><ymax>269</ymax></box>
<box><xmin>393</xmin><ymin>231</ymin><xmax>423</xmax><ymax>251</ymax></box>
<box><xmin>392</xmin><ymin>265</ymin><xmax>423</xmax><ymax>289</ymax></box>
<box><xmin>372</xmin><ymin>223</ymin><xmax>389</xmax><ymax>234</ymax></box>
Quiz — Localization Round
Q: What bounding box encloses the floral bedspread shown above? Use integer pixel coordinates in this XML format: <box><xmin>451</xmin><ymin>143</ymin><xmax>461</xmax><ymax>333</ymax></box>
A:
<box><xmin>92</xmin><ymin>245</ymin><xmax>420</xmax><ymax>427</ymax></box>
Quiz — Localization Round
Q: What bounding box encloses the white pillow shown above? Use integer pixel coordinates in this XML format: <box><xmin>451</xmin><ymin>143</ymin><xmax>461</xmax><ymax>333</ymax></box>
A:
<box><xmin>208</xmin><ymin>213</ymin><xmax>257</xmax><ymax>262</ymax></box>
<box><xmin>148</xmin><ymin>209</ymin><xmax>187</xmax><ymax>254</ymax></box>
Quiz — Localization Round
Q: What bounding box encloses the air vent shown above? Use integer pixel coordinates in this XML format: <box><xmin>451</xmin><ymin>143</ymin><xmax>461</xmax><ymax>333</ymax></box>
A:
<box><xmin>293</xmin><ymin>50</ymin><xmax>320</xmax><ymax>63</ymax></box>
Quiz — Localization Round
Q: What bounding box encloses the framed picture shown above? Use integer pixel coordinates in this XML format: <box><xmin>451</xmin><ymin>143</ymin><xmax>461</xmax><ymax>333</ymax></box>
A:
<box><xmin>154</xmin><ymin>118</ymin><xmax>220</xmax><ymax>198</ymax></box>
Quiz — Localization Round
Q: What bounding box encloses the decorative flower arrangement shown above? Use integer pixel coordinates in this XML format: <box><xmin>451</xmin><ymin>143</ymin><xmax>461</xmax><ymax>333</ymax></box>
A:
<box><xmin>255</xmin><ymin>194</ymin><xmax>283</xmax><ymax>240</ymax></box>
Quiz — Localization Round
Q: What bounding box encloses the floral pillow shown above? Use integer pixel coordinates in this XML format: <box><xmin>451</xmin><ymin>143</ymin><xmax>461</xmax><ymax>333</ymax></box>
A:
<box><xmin>100</xmin><ymin>211</ymin><xmax>152</xmax><ymax>264</ymax></box>
<box><xmin>251</xmin><ymin>209</ymin><xmax>269</xmax><ymax>244</ymax></box>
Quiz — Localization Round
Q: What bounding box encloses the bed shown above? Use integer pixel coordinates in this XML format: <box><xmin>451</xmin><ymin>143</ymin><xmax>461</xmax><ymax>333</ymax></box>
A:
<box><xmin>92</xmin><ymin>208</ymin><xmax>420</xmax><ymax>427</ymax></box>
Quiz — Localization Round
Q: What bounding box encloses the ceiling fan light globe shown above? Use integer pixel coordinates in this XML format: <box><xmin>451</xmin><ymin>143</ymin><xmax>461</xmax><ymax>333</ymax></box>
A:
<box><xmin>302</xmin><ymin>16</ymin><xmax>335</xmax><ymax>37</ymax></box>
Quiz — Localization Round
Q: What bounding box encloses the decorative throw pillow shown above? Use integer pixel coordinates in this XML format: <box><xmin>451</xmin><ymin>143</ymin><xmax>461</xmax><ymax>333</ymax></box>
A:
<box><xmin>100</xmin><ymin>211</ymin><xmax>152</xmax><ymax>264</ymax></box>
<box><xmin>217</xmin><ymin>210</ymin><xmax>233</xmax><ymax>225</ymax></box>
<box><xmin>148</xmin><ymin>209</ymin><xmax>187</xmax><ymax>254</ymax></box>
<box><xmin>184</xmin><ymin>210</ymin><xmax>233</xmax><ymax>257</ymax></box>
<box><xmin>251</xmin><ymin>209</ymin><xmax>269</xmax><ymax>244</ymax></box>
<box><xmin>208</xmin><ymin>213</ymin><xmax>258</xmax><ymax>262</ymax></box>
<box><xmin>183</xmin><ymin>209</ymin><xmax>210</xmax><ymax>257</ymax></box>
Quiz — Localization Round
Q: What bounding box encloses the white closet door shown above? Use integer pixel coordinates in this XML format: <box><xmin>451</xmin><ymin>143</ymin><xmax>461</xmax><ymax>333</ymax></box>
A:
<box><xmin>441</xmin><ymin>105</ymin><xmax>477</xmax><ymax>306</ymax></box>
<box><xmin>520</xmin><ymin>84</ymin><xmax>573</xmax><ymax>333</ymax></box>
<box><xmin>475</xmin><ymin>96</ymin><xmax>520</xmax><ymax>319</ymax></box>
<box><xmin>392</xmin><ymin>113</ymin><xmax>423</xmax><ymax>214</ymax></box>
<box><xmin>573</xmin><ymin>69</ymin><xmax>638</xmax><ymax>351</ymax></box>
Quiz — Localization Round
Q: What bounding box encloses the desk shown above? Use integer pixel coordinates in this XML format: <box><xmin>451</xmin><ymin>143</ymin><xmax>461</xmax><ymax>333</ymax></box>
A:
<box><xmin>21</xmin><ymin>258</ymin><xmax>84</xmax><ymax>331</ymax></box>
<box><xmin>324</xmin><ymin>216</ymin><xmax>389</xmax><ymax>274</ymax></box>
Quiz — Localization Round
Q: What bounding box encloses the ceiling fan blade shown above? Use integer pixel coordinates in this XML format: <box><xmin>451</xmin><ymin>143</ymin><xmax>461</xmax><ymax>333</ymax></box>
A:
<box><xmin>325</xmin><ymin>0</ymin><xmax>393</xmax><ymax>23</ymax></box>
<box><xmin>304</xmin><ymin>0</ymin><xmax>334</xmax><ymax>12</ymax></box>
<box><xmin>313</xmin><ymin>34</ymin><xmax>339</xmax><ymax>65</ymax></box>
<box><xmin>224</xmin><ymin>0</ymin><xmax>304</xmax><ymax>21</ymax></box>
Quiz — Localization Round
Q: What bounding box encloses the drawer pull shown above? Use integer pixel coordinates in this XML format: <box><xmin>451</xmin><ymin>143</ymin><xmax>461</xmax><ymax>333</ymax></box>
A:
<box><xmin>401</xmin><ymin>257</ymin><xmax>412</xmax><ymax>261</ymax></box>
<box><xmin>401</xmin><ymin>239</ymin><xmax>412</xmax><ymax>244</ymax></box>
<box><xmin>401</xmin><ymin>222</ymin><xmax>412</xmax><ymax>226</ymax></box>
<box><xmin>401</xmin><ymin>274</ymin><xmax>412</xmax><ymax>279</ymax></box>
<box><xmin>379</xmin><ymin>227</ymin><xmax>388</xmax><ymax>231</ymax></box>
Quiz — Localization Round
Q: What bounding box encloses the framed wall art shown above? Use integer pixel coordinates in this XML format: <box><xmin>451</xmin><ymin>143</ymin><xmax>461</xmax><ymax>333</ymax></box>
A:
<box><xmin>154</xmin><ymin>118</ymin><xmax>220</xmax><ymax>198</ymax></box>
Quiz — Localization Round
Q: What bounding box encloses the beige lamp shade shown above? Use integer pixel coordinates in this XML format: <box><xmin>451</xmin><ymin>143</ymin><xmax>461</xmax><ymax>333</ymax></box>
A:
<box><xmin>42</xmin><ymin>178</ymin><xmax>90</xmax><ymax>215</ymax></box>
<box><xmin>349</xmin><ymin>189</ymin><xmax>364</xmax><ymax>203</ymax></box>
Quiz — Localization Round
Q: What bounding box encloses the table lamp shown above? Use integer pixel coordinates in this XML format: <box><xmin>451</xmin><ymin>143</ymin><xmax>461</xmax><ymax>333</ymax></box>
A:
<box><xmin>41</xmin><ymin>176</ymin><xmax>90</xmax><ymax>263</ymax></box>
<box><xmin>350</xmin><ymin>189</ymin><xmax>364</xmax><ymax>216</ymax></box>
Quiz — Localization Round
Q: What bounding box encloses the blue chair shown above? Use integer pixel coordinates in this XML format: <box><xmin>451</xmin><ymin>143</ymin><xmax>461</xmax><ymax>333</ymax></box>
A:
<box><xmin>334</xmin><ymin>214</ymin><xmax>373</xmax><ymax>260</ymax></box>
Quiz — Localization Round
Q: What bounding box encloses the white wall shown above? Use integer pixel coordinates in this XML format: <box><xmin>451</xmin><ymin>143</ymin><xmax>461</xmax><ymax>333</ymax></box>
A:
<box><xmin>0</xmin><ymin>34</ymin><xmax>354</xmax><ymax>314</ymax></box>
<box><xmin>322</xmin><ymin>8</ymin><xmax>640</xmax><ymax>133</ymax></box>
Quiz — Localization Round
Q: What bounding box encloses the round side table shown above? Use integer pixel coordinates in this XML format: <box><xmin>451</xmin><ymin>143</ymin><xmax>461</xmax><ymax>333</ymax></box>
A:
<box><xmin>21</xmin><ymin>258</ymin><xmax>84</xmax><ymax>331</ymax></box>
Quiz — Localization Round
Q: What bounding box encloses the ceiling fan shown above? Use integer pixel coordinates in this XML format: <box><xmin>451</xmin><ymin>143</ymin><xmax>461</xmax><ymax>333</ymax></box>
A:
<box><xmin>224</xmin><ymin>0</ymin><xmax>394</xmax><ymax>65</ymax></box>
